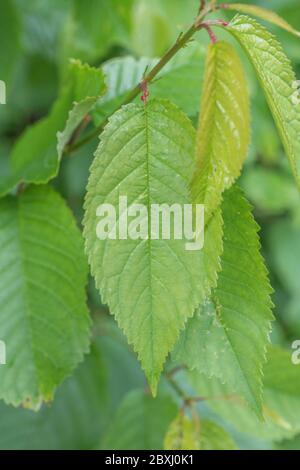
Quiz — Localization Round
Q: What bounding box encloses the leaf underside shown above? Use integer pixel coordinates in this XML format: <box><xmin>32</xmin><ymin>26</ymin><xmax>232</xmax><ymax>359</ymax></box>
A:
<box><xmin>226</xmin><ymin>14</ymin><xmax>300</xmax><ymax>190</ymax></box>
<box><xmin>84</xmin><ymin>98</ymin><xmax>223</xmax><ymax>393</ymax></box>
<box><xmin>227</xmin><ymin>4</ymin><xmax>300</xmax><ymax>37</ymax></box>
<box><xmin>190</xmin><ymin>347</ymin><xmax>300</xmax><ymax>442</ymax></box>
<box><xmin>175</xmin><ymin>186</ymin><xmax>273</xmax><ymax>417</ymax></box>
<box><xmin>0</xmin><ymin>186</ymin><xmax>90</xmax><ymax>407</ymax></box>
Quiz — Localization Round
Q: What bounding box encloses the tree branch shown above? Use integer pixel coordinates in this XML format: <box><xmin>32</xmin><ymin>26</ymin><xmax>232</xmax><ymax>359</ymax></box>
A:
<box><xmin>64</xmin><ymin>3</ymin><xmax>215</xmax><ymax>155</ymax></box>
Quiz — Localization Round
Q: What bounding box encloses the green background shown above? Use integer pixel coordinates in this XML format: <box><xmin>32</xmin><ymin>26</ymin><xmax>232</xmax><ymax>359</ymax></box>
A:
<box><xmin>0</xmin><ymin>0</ymin><xmax>300</xmax><ymax>450</ymax></box>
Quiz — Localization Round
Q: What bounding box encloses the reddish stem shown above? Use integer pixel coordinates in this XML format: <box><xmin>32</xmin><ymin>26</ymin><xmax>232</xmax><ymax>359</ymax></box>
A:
<box><xmin>203</xmin><ymin>24</ymin><xmax>217</xmax><ymax>43</ymax></box>
<box><xmin>205</xmin><ymin>19</ymin><xmax>229</xmax><ymax>27</ymax></box>
<box><xmin>218</xmin><ymin>3</ymin><xmax>229</xmax><ymax>9</ymax></box>
<box><xmin>198</xmin><ymin>19</ymin><xmax>229</xmax><ymax>43</ymax></box>
<box><xmin>140</xmin><ymin>80</ymin><xmax>149</xmax><ymax>103</ymax></box>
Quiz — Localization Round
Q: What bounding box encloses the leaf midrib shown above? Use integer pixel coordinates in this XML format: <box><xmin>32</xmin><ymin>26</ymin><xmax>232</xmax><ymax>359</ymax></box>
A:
<box><xmin>143</xmin><ymin>105</ymin><xmax>155</xmax><ymax>384</ymax></box>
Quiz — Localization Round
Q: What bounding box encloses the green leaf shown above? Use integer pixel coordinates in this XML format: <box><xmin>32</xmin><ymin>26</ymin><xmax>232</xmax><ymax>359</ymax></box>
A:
<box><xmin>92</xmin><ymin>56</ymin><xmax>156</xmax><ymax>127</ymax></box>
<box><xmin>172</xmin><ymin>209</ymin><xmax>224</xmax><ymax>364</ymax></box>
<box><xmin>0</xmin><ymin>185</ymin><xmax>90</xmax><ymax>408</ymax></box>
<box><xmin>57</xmin><ymin>98</ymin><xmax>97</xmax><ymax>160</ymax></box>
<box><xmin>240</xmin><ymin>166</ymin><xmax>299</xmax><ymax>216</ymax></box>
<box><xmin>14</xmin><ymin>0</ymin><xmax>71</xmax><ymax>61</ymax></box>
<box><xmin>0</xmin><ymin>341</ymin><xmax>106</xmax><ymax>450</ymax></box>
<box><xmin>84</xmin><ymin>98</ymin><xmax>219</xmax><ymax>393</ymax></box>
<box><xmin>164</xmin><ymin>414</ymin><xmax>200</xmax><ymax>450</ymax></box>
<box><xmin>0</xmin><ymin>0</ymin><xmax>21</xmax><ymax>86</ymax></box>
<box><xmin>4</xmin><ymin>85</ymin><xmax>73</xmax><ymax>191</ymax></box>
<box><xmin>131</xmin><ymin>0</ymin><xmax>198</xmax><ymax>57</ymax></box>
<box><xmin>0</xmin><ymin>322</ymin><xmax>144</xmax><ymax>450</ymax></box>
<box><xmin>225</xmin><ymin>14</ymin><xmax>300</xmax><ymax>190</ymax></box>
<box><xmin>0</xmin><ymin>0</ymin><xmax>71</xmax><ymax>130</ymax></box>
<box><xmin>92</xmin><ymin>43</ymin><xmax>206</xmax><ymax>127</ymax></box>
<box><xmin>93</xmin><ymin>316</ymin><xmax>146</xmax><ymax>409</ymax></box>
<box><xmin>151</xmin><ymin>43</ymin><xmax>205</xmax><ymax>117</ymax></box>
<box><xmin>101</xmin><ymin>389</ymin><xmax>178</xmax><ymax>450</ymax></box>
<box><xmin>57</xmin><ymin>60</ymin><xmax>107</xmax><ymax>159</ymax></box>
<box><xmin>226</xmin><ymin>4</ymin><xmax>300</xmax><ymax>37</ymax></box>
<box><xmin>175</xmin><ymin>186</ymin><xmax>273</xmax><ymax>416</ymax></box>
<box><xmin>190</xmin><ymin>347</ymin><xmax>300</xmax><ymax>442</ymax></box>
<box><xmin>267</xmin><ymin>217</ymin><xmax>300</xmax><ymax>336</ymax></box>
<box><xmin>198</xmin><ymin>420</ymin><xmax>237</xmax><ymax>450</ymax></box>
<box><xmin>275</xmin><ymin>434</ymin><xmax>300</xmax><ymax>451</ymax></box>
<box><xmin>131</xmin><ymin>0</ymin><xmax>170</xmax><ymax>57</ymax></box>
<box><xmin>0</xmin><ymin>60</ymin><xmax>106</xmax><ymax>198</ymax></box>
<box><xmin>61</xmin><ymin>0</ymin><xmax>134</xmax><ymax>67</ymax></box>
<box><xmin>267</xmin><ymin>218</ymin><xmax>300</xmax><ymax>296</ymax></box>
<box><xmin>192</xmin><ymin>41</ymin><xmax>250</xmax><ymax>220</ymax></box>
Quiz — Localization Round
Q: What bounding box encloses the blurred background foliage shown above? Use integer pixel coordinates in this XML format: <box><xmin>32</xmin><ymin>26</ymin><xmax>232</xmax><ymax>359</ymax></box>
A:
<box><xmin>1</xmin><ymin>0</ymin><xmax>300</xmax><ymax>450</ymax></box>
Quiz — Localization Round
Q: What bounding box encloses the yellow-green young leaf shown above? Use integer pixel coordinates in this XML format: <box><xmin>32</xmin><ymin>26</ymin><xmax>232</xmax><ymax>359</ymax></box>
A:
<box><xmin>0</xmin><ymin>60</ymin><xmax>106</xmax><ymax>197</ymax></box>
<box><xmin>164</xmin><ymin>414</ymin><xmax>200</xmax><ymax>450</ymax></box>
<box><xmin>189</xmin><ymin>347</ymin><xmax>300</xmax><ymax>442</ymax></box>
<box><xmin>198</xmin><ymin>420</ymin><xmax>237</xmax><ymax>450</ymax></box>
<box><xmin>175</xmin><ymin>186</ymin><xmax>273</xmax><ymax>417</ymax></box>
<box><xmin>226</xmin><ymin>4</ymin><xmax>300</xmax><ymax>37</ymax></box>
<box><xmin>84</xmin><ymin>99</ymin><xmax>221</xmax><ymax>393</ymax></box>
<box><xmin>164</xmin><ymin>414</ymin><xmax>236</xmax><ymax>451</ymax></box>
<box><xmin>225</xmin><ymin>15</ymin><xmax>300</xmax><ymax>190</ymax></box>
<box><xmin>192</xmin><ymin>40</ymin><xmax>250</xmax><ymax>220</ymax></box>
<box><xmin>0</xmin><ymin>186</ymin><xmax>90</xmax><ymax>408</ymax></box>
